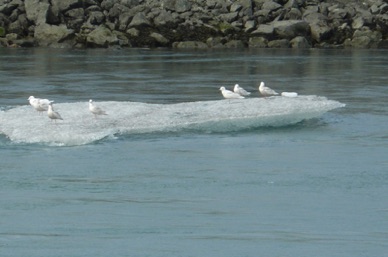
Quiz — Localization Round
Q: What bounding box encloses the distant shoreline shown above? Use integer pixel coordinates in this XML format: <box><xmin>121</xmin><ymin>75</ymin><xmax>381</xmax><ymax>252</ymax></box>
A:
<box><xmin>0</xmin><ymin>0</ymin><xmax>387</xmax><ymax>49</ymax></box>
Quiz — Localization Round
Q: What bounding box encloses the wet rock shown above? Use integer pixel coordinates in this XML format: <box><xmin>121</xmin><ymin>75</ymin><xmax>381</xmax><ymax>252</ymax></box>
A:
<box><xmin>172</xmin><ymin>41</ymin><xmax>208</xmax><ymax>49</ymax></box>
<box><xmin>268</xmin><ymin>39</ymin><xmax>290</xmax><ymax>48</ymax></box>
<box><xmin>224</xmin><ymin>39</ymin><xmax>245</xmax><ymax>48</ymax></box>
<box><xmin>290</xmin><ymin>36</ymin><xmax>311</xmax><ymax>48</ymax></box>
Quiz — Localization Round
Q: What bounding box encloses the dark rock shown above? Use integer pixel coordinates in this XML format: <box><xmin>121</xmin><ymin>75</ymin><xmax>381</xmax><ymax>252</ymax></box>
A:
<box><xmin>172</xmin><ymin>41</ymin><xmax>208</xmax><ymax>48</ymax></box>
<box><xmin>51</xmin><ymin>0</ymin><xmax>81</xmax><ymax>13</ymax></box>
<box><xmin>206</xmin><ymin>36</ymin><xmax>225</xmax><ymax>47</ymax></box>
<box><xmin>224</xmin><ymin>39</ymin><xmax>245</xmax><ymax>48</ymax></box>
<box><xmin>290</xmin><ymin>36</ymin><xmax>311</xmax><ymax>48</ymax></box>
<box><xmin>272</xmin><ymin>20</ymin><xmax>310</xmax><ymax>39</ymax></box>
<box><xmin>88</xmin><ymin>11</ymin><xmax>105</xmax><ymax>25</ymax></box>
<box><xmin>268</xmin><ymin>39</ymin><xmax>290</xmax><ymax>48</ymax></box>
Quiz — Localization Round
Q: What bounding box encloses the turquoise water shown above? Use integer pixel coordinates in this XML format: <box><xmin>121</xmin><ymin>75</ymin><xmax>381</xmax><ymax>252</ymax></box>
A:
<box><xmin>0</xmin><ymin>48</ymin><xmax>387</xmax><ymax>257</ymax></box>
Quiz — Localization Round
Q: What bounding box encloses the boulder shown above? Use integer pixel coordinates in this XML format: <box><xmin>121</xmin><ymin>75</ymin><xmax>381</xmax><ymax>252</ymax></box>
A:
<box><xmin>25</xmin><ymin>0</ymin><xmax>49</xmax><ymax>25</ymax></box>
<box><xmin>88</xmin><ymin>11</ymin><xmax>105</xmax><ymax>25</ymax></box>
<box><xmin>290</xmin><ymin>36</ymin><xmax>311</xmax><ymax>48</ymax></box>
<box><xmin>51</xmin><ymin>0</ymin><xmax>81</xmax><ymax>12</ymax></box>
<box><xmin>150</xmin><ymin>32</ymin><xmax>169</xmax><ymax>45</ymax></box>
<box><xmin>272</xmin><ymin>20</ymin><xmax>310</xmax><ymax>39</ymax></box>
<box><xmin>34</xmin><ymin>23</ymin><xmax>74</xmax><ymax>46</ymax></box>
<box><xmin>128</xmin><ymin>12</ymin><xmax>151</xmax><ymax>28</ymax></box>
<box><xmin>248</xmin><ymin>36</ymin><xmax>268</xmax><ymax>48</ymax></box>
<box><xmin>268</xmin><ymin>39</ymin><xmax>290</xmax><ymax>48</ymax></box>
<box><xmin>175</xmin><ymin>0</ymin><xmax>191</xmax><ymax>13</ymax></box>
<box><xmin>349</xmin><ymin>27</ymin><xmax>382</xmax><ymax>48</ymax></box>
<box><xmin>154</xmin><ymin>10</ymin><xmax>177</xmax><ymax>26</ymax></box>
<box><xmin>251</xmin><ymin>24</ymin><xmax>274</xmax><ymax>38</ymax></box>
<box><xmin>86</xmin><ymin>25</ymin><xmax>118</xmax><ymax>47</ymax></box>
<box><xmin>244</xmin><ymin>20</ymin><xmax>256</xmax><ymax>33</ymax></box>
<box><xmin>206</xmin><ymin>37</ymin><xmax>225</xmax><ymax>48</ymax></box>
<box><xmin>172</xmin><ymin>41</ymin><xmax>208</xmax><ymax>49</ymax></box>
<box><xmin>224</xmin><ymin>40</ymin><xmax>245</xmax><ymax>48</ymax></box>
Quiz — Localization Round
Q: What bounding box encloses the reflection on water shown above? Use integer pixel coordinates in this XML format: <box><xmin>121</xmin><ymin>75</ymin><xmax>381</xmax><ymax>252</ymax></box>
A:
<box><xmin>1</xmin><ymin>48</ymin><xmax>387</xmax><ymax>105</ymax></box>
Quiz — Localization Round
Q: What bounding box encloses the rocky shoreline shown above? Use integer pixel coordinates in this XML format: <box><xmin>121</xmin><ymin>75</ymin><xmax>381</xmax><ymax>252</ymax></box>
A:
<box><xmin>0</xmin><ymin>0</ymin><xmax>387</xmax><ymax>49</ymax></box>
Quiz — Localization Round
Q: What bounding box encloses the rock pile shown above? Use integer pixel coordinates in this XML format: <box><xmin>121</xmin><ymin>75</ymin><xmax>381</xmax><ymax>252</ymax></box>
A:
<box><xmin>0</xmin><ymin>0</ymin><xmax>387</xmax><ymax>48</ymax></box>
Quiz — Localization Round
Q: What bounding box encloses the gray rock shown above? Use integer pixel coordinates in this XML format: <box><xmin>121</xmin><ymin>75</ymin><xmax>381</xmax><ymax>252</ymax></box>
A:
<box><xmin>352</xmin><ymin>16</ymin><xmax>365</xmax><ymax>29</ymax></box>
<box><xmin>25</xmin><ymin>0</ymin><xmax>50</xmax><ymax>25</ymax></box>
<box><xmin>224</xmin><ymin>40</ymin><xmax>245</xmax><ymax>48</ymax></box>
<box><xmin>175</xmin><ymin>0</ymin><xmax>191</xmax><ymax>13</ymax></box>
<box><xmin>248</xmin><ymin>36</ymin><xmax>268</xmax><ymax>48</ymax></box>
<box><xmin>34</xmin><ymin>23</ymin><xmax>74</xmax><ymax>46</ymax></box>
<box><xmin>285</xmin><ymin>8</ymin><xmax>302</xmax><ymax>20</ymax></box>
<box><xmin>272</xmin><ymin>20</ymin><xmax>310</xmax><ymax>39</ymax></box>
<box><xmin>86</xmin><ymin>25</ymin><xmax>118</xmax><ymax>47</ymax></box>
<box><xmin>172</xmin><ymin>41</ymin><xmax>208</xmax><ymax>49</ymax></box>
<box><xmin>350</xmin><ymin>27</ymin><xmax>382</xmax><ymax>48</ymax></box>
<box><xmin>268</xmin><ymin>39</ymin><xmax>290</xmax><ymax>48</ymax></box>
<box><xmin>118</xmin><ymin>12</ymin><xmax>133</xmax><ymax>31</ymax></box>
<box><xmin>244</xmin><ymin>20</ymin><xmax>256</xmax><ymax>33</ymax></box>
<box><xmin>230</xmin><ymin>3</ymin><xmax>243</xmax><ymax>13</ymax></box>
<box><xmin>126</xmin><ymin>27</ymin><xmax>139</xmax><ymax>37</ymax></box>
<box><xmin>262</xmin><ymin>1</ymin><xmax>282</xmax><ymax>12</ymax></box>
<box><xmin>88</xmin><ymin>11</ymin><xmax>105</xmax><ymax>25</ymax></box>
<box><xmin>290</xmin><ymin>36</ymin><xmax>311</xmax><ymax>48</ymax></box>
<box><xmin>51</xmin><ymin>0</ymin><xmax>81</xmax><ymax>12</ymax></box>
<box><xmin>219</xmin><ymin>12</ymin><xmax>239</xmax><ymax>23</ymax></box>
<box><xmin>310</xmin><ymin>22</ymin><xmax>332</xmax><ymax>43</ymax></box>
<box><xmin>108</xmin><ymin>3</ymin><xmax>130</xmax><ymax>20</ymax></box>
<box><xmin>150</xmin><ymin>32</ymin><xmax>169</xmax><ymax>45</ymax></box>
<box><xmin>206</xmin><ymin>37</ymin><xmax>225</xmax><ymax>48</ymax></box>
<box><xmin>128</xmin><ymin>12</ymin><xmax>151</xmax><ymax>28</ymax></box>
<box><xmin>154</xmin><ymin>10</ymin><xmax>176</xmax><ymax>26</ymax></box>
<box><xmin>101</xmin><ymin>0</ymin><xmax>115</xmax><ymax>11</ymax></box>
<box><xmin>251</xmin><ymin>24</ymin><xmax>274</xmax><ymax>38</ymax></box>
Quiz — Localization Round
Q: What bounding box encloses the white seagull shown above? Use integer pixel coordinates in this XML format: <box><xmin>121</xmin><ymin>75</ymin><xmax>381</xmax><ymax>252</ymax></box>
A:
<box><xmin>233</xmin><ymin>84</ymin><xmax>251</xmax><ymax>96</ymax></box>
<box><xmin>28</xmin><ymin>96</ymin><xmax>52</xmax><ymax>114</ymax></box>
<box><xmin>89</xmin><ymin>99</ymin><xmax>107</xmax><ymax>117</ymax></box>
<box><xmin>258</xmin><ymin>81</ymin><xmax>279</xmax><ymax>96</ymax></box>
<box><xmin>47</xmin><ymin>102</ymin><xmax>63</xmax><ymax>122</ymax></box>
<box><xmin>219</xmin><ymin>86</ymin><xmax>245</xmax><ymax>99</ymax></box>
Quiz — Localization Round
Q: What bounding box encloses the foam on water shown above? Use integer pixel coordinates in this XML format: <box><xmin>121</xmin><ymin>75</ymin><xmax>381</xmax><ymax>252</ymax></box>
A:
<box><xmin>0</xmin><ymin>96</ymin><xmax>344</xmax><ymax>146</ymax></box>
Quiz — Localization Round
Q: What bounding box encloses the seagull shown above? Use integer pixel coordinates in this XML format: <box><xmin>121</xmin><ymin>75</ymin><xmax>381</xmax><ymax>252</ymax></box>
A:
<box><xmin>28</xmin><ymin>96</ymin><xmax>52</xmax><ymax>114</ymax></box>
<box><xmin>47</xmin><ymin>102</ymin><xmax>63</xmax><ymax>122</ymax></box>
<box><xmin>233</xmin><ymin>84</ymin><xmax>251</xmax><ymax>96</ymax></box>
<box><xmin>89</xmin><ymin>99</ymin><xmax>107</xmax><ymax>117</ymax></box>
<box><xmin>219</xmin><ymin>86</ymin><xmax>245</xmax><ymax>99</ymax></box>
<box><xmin>258</xmin><ymin>81</ymin><xmax>279</xmax><ymax>96</ymax></box>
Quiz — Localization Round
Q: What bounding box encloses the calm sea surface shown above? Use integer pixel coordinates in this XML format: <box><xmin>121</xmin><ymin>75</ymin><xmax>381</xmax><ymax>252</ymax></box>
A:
<box><xmin>0</xmin><ymin>48</ymin><xmax>387</xmax><ymax>257</ymax></box>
